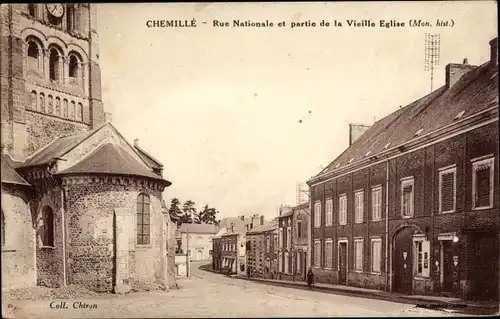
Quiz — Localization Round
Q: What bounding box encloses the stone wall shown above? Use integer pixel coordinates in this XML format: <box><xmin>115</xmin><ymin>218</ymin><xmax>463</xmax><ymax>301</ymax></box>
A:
<box><xmin>1</xmin><ymin>184</ymin><xmax>36</xmax><ymax>290</ymax></box>
<box><xmin>62</xmin><ymin>176</ymin><xmax>166</xmax><ymax>292</ymax></box>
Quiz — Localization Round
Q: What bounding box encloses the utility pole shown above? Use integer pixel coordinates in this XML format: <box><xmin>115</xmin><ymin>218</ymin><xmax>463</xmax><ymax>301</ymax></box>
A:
<box><xmin>186</xmin><ymin>230</ymin><xmax>190</xmax><ymax>277</ymax></box>
<box><xmin>424</xmin><ymin>33</ymin><xmax>441</xmax><ymax>93</ymax></box>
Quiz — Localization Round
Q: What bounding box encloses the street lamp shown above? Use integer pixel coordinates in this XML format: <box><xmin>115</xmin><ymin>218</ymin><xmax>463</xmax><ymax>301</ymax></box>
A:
<box><xmin>452</xmin><ymin>235</ymin><xmax>459</xmax><ymax>243</ymax></box>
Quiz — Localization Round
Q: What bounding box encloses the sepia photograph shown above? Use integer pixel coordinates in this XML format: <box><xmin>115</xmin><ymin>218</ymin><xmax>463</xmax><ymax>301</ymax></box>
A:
<box><xmin>0</xmin><ymin>1</ymin><xmax>498</xmax><ymax>318</ymax></box>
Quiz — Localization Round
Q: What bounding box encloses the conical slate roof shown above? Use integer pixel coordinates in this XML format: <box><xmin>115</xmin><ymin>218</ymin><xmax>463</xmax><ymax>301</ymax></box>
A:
<box><xmin>57</xmin><ymin>143</ymin><xmax>171</xmax><ymax>185</ymax></box>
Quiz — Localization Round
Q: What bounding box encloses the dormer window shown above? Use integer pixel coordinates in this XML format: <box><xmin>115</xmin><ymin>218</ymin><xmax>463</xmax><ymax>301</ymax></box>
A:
<box><xmin>454</xmin><ymin>110</ymin><xmax>465</xmax><ymax>120</ymax></box>
<box><xmin>414</xmin><ymin>128</ymin><xmax>424</xmax><ymax>137</ymax></box>
<box><xmin>383</xmin><ymin>142</ymin><xmax>391</xmax><ymax>150</ymax></box>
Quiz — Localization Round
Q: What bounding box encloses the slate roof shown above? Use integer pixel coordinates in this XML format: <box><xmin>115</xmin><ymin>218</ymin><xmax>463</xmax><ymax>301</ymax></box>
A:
<box><xmin>179</xmin><ymin>223</ymin><xmax>219</xmax><ymax>234</ymax></box>
<box><xmin>312</xmin><ymin>60</ymin><xmax>498</xmax><ymax>180</ymax></box>
<box><xmin>134</xmin><ymin>145</ymin><xmax>163</xmax><ymax>169</ymax></box>
<box><xmin>214</xmin><ymin>227</ymin><xmax>228</xmax><ymax>239</ymax></box>
<box><xmin>247</xmin><ymin>220</ymin><xmax>278</xmax><ymax>234</ymax></box>
<box><xmin>56</xmin><ymin>143</ymin><xmax>170</xmax><ymax>185</ymax></box>
<box><xmin>23</xmin><ymin>127</ymin><xmax>98</xmax><ymax>167</ymax></box>
<box><xmin>1</xmin><ymin>156</ymin><xmax>30</xmax><ymax>186</ymax></box>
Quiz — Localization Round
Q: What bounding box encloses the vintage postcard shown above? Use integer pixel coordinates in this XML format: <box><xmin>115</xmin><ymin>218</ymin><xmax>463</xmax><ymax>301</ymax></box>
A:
<box><xmin>1</xmin><ymin>1</ymin><xmax>498</xmax><ymax>318</ymax></box>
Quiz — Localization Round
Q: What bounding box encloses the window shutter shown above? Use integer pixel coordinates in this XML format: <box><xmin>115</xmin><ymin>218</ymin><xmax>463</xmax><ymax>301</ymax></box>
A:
<box><xmin>422</xmin><ymin>240</ymin><xmax>430</xmax><ymax>277</ymax></box>
<box><xmin>476</xmin><ymin>166</ymin><xmax>491</xmax><ymax>207</ymax></box>
<box><xmin>441</xmin><ymin>172</ymin><xmax>455</xmax><ymax>211</ymax></box>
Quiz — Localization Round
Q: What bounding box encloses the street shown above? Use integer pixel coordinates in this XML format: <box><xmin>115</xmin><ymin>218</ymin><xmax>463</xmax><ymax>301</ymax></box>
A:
<box><xmin>4</xmin><ymin>262</ymin><xmax>471</xmax><ymax>318</ymax></box>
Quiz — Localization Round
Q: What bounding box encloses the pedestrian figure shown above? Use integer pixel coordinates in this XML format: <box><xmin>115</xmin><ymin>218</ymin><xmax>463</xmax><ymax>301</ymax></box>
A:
<box><xmin>307</xmin><ymin>267</ymin><xmax>314</xmax><ymax>289</ymax></box>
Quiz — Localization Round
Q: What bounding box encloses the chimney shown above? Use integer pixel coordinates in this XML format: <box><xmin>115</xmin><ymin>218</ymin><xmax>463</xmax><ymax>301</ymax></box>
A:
<box><xmin>348</xmin><ymin>123</ymin><xmax>371</xmax><ymax>146</ymax></box>
<box><xmin>104</xmin><ymin>112</ymin><xmax>112</xmax><ymax>123</ymax></box>
<box><xmin>134</xmin><ymin>139</ymin><xmax>139</xmax><ymax>147</ymax></box>
<box><xmin>231</xmin><ymin>222</ymin><xmax>234</xmax><ymax>233</ymax></box>
<box><xmin>490</xmin><ymin>37</ymin><xmax>498</xmax><ymax>66</ymax></box>
<box><xmin>240</xmin><ymin>215</ymin><xmax>245</xmax><ymax>222</ymax></box>
<box><xmin>260</xmin><ymin>215</ymin><xmax>264</xmax><ymax>225</ymax></box>
<box><xmin>445</xmin><ymin>58</ymin><xmax>476</xmax><ymax>89</ymax></box>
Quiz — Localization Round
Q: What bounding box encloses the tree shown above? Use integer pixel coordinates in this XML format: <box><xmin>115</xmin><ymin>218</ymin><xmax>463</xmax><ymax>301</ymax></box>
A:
<box><xmin>181</xmin><ymin>200</ymin><xmax>196</xmax><ymax>224</ymax></box>
<box><xmin>198</xmin><ymin>205</ymin><xmax>219</xmax><ymax>225</ymax></box>
<box><xmin>168</xmin><ymin>198</ymin><xmax>183</xmax><ymax>226</ymax></box>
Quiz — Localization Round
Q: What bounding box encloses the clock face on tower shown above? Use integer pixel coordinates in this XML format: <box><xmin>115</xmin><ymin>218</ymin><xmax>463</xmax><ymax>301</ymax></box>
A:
<box><xmin>46</xmin><ymin>4</ymin><xmax>65</xmax><ymax>18</ymax></box>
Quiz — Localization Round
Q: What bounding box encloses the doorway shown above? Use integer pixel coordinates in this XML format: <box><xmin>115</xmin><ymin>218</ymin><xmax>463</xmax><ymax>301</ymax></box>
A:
<box><xmin>338</xmin><ymin>241</ymin><xmax>347</xmax><ymax>285</ymax></box>
<box><xmin>197</xmin><ymin>249</ymin><xmax>203</xmax><ymax>261</ymax></box>
<box><xmin>393</xmin><ymin>227</ymin><xmax>414</xmax><ymax>294</ymax></box>
<box><xmin>441</xmin><ymin>240</ymin><xmax>454</xmax><ymax>293</ymax></box>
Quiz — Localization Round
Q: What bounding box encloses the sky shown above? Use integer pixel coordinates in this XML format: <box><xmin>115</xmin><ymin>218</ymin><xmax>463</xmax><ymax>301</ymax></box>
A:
<box><xmin>96</xmin><ymin>2</ymin><xmax>497</xmax><ymax>220</ymax></box>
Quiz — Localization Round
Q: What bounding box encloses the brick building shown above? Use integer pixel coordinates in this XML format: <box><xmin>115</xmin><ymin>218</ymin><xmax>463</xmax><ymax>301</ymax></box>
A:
<box><xmin>246</xmin><ymin>219</ymin><xmax>278</xmax><ymax>279</ymax></box>
<box><xmin>1</xmin><ymin>4</ymin><xmax>177</xmax><ymax>293</ymax></box>
<box><xmin>212</xmin><ymin>227</ymin><xmax>227</xmax><ymax>271</ymax></box>
<box><xmin>277</xmin><ymin>203</ymin><xmax>310</xmax><ymax>281</ymax></box>
<box><xmin>220</xmin><ymin>226</ymin><xmax>246</xmax><ymax>275</ymax></box>
<box><xmin>306</xmin><ymin>37</ymin><xmax>498</xmax><ymax>301</ymax></box>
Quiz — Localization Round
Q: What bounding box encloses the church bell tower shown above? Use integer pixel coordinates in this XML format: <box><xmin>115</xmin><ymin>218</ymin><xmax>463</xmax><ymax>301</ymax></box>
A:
<box><xmin>0</xmin><ymin>4</ymin><xmax>105</xmax><ymax>161</ymax></box>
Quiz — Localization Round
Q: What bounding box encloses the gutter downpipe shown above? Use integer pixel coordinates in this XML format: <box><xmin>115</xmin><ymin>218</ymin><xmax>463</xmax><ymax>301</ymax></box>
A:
<box><xmin>385</xmin><ymin>155</ymin><xmax>390</xmax><ymax>292</ymax></box>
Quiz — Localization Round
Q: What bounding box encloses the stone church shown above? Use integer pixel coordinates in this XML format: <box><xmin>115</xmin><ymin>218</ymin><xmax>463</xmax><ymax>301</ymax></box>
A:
<box><xmin>1</xmin><ymin>4</ymin><xmax>176</xmax><ymax>293</ymax></box>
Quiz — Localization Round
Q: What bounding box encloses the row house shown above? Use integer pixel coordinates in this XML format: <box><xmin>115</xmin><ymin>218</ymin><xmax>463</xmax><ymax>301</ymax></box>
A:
<box><xmin>306</xmin><ymin>37</ymin><xmax>498</xmax><ymax>301</ymax></box>
<box><xmin>246</xmin><ymin>219</ymin><xmax>278</xmax><ymax>278</ymax></box>
<box><xmin>220</xmin><ymin>225</ymin><xmax>246</xmax><ymax>275</ymax></box>
<box><xmin>277</xmin><ymin>203</ymin><xmax>310</xmax><ymax>281</ymax></box>
<box><xmin>212</xmin><ymin>227</ymin><xmax>227</xmax><ymax>271</ymax></box>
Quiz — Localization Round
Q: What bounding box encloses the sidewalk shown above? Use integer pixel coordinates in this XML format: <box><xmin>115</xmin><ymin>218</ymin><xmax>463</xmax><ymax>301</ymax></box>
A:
<box><xmin>232</xmin><ymin>274</ymin><xmax>498</xmax><ymax>313</ymax></box>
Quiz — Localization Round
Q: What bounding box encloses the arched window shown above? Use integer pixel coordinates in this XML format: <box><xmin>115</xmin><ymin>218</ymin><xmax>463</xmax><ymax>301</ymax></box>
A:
<box><xmin>30</xmin><ymin>90</ymin><xmax>37</xmax><ymax>110</ymax></box>
<box><xmin>41</xmin><ymin>206</ymin><xmax>54</xmax><ymax>247</ymax></box>
<box><xmin>47</xmin><ymin>95</ymin><xmax>53</xmax><ymax>114</ymax></box>
<box><xmin>69</xmin><ymin>55</ymin><xmax>79</xmax><ymax>78</ymax></box>
<box><xmin>137</xmin><ymin>193</ymin><xmax>151</xmax><ymax>245</ymax></box>
<box><xmin>27</xmin><ymin>41</ymin><xmax>38</xmax><ymax>58</ymax></box>
<box><xmin>77</xmin><ymin>102</ymin><xmax>83</xmax><ymax>121</ymax></box>
<box><xmin>70</xmin><ymin>101</ymin><xmax>76</xmax><ymax>120</ymax></box>
<box><xmin>63</xmin><ymin>99</ymin><xmax>68</xmax><ymax>118</ymax></box>
<box><xmin>39</xmin><ymin>93</ymin><xmax>45</xmax><ymax>112</ymax></box>
<box><xmin>49</xmin><ymin>48</ymin><xmax>61</xmax><ymax>81</ymax></box>
<box><xmin>27</xmin><ymin>40</ymin><xmax>42</xmax><ymax>73</ymax></box>
<box><xmin>55</xmin><ymin>97</ymin><xmax>61</xmax><ymax>116</ymax></box>
<box><xmin>1</xmin><ymin>209</ymin><xmax>5</xmax><ymax>247</ymax></box>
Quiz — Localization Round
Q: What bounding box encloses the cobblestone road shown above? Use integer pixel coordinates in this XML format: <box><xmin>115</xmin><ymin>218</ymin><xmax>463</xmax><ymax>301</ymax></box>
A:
<box><xmin>4</xmin><ymin>263</ymin><xmax>468</xmax><ymax>318</ymax></box>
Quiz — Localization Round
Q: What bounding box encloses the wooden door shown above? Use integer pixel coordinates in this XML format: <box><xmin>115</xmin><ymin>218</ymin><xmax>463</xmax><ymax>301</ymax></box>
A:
<box><xmin>339</xmin><ymin>242</ymin><xmax>347</xmax><ymax>285</ymax></box>
<box><xmin>394</xmin><ymin>227</ymin><xmax>414</xmax><ymax>294</ymax></box>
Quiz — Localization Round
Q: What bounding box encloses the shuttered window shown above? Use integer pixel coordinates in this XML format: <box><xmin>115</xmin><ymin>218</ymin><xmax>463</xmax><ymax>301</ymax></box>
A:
<box><xmin>325</xmin><ymin>199</ymin><xmax>333</xmax><ymax>226</ymax></box>
<box><xmin>314</xmin><ymin>240</ymin><xmax>321</xmax><ymax>267</ymax></box>
<box><xmin>355</xmin><ymin>191</ymin><xmax>364</xmax><ymax>223</ymax></box>
<box><xmin>371</xmin><ymin>187</ymin><xmax>382</xmax><ymax>221</ymax></box>
<box><xmin>439</xmin><ymin>167</ymin><xmax>456</xmax><ymax>213</ymax></box>
<box><xmin>314</xmin><ymin>202</ymin><xmax>321</xmax><ymax>228</ymax></box>
<box><xmin>475</xmin><ymin>165</ymin><xmax>491</xmax><ymax>207</ymax></box>
<box><xmin>354</xmin><ymin>239</ymin><xmax>363</xmax><ymax>271</ymax></box>
<box><xmin>339</xmin><ymin>195</ymin><xmax>347</xmax><ymax>225</ymax></box>
<box><xmin>473</xmin><ymin>157</ymin><xmax>494</xmax><ymax>209</ymax></box>
<box><xmin>325</xmin><ymin>240</ymin><xmax>333</xmax><ymax>268</ymax></box>
<box><xmin>371</xmin><ymin>238</ymin><xmax>382</xmax><ymax>273</ymax></box>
